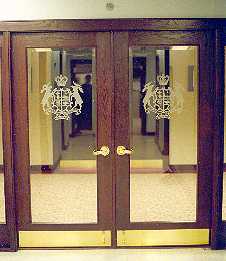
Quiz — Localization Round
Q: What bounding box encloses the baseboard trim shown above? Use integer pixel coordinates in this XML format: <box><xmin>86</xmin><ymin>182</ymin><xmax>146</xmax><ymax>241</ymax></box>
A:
<box><xmin>30</xmin><ymin>155</ymin><xmax>62</xmax><ymax>173</ymax></box>
<box><xmin>169</xmin><ymin>165</ymin><xmax>197</xmax><ymax>173</ymax></box>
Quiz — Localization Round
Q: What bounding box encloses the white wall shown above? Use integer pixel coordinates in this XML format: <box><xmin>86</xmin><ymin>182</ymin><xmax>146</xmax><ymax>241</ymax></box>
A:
<box><xmin>0</xmin><ymin>0</ymin><xmax>225</xmax><ymax>20</ymax></box>
<box><xmin>50</xmin><ymin>51</ymin><xmax>62</xmax><ymax>166</ymax></box>
<box><xmin>169</xmin><ymin>47</ymin><xmax>198</xmax><ymax>165</ymax></box>
<box><xmin>28</xmin><ymin>49</ymin><xmax>54</xmax><ymax>165</ymax></box>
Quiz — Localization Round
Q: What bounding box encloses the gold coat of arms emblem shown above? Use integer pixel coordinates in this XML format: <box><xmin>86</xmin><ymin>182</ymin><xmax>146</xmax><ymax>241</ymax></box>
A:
<box><xmin>41</xmin><ymin>74</ymin><xmax>83</xmax><ymax>120</ymax></box>
<box><xmin>142</xmin><ymin>74</ymin><xmax>183</xmax><ymax>119</ymax></box>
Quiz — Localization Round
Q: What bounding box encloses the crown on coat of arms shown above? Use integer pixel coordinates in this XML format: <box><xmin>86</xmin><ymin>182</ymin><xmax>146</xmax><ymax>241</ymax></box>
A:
<box><xmin>142</xmin><ymin>74</ymin><xmax>184</xmax><ymax>119</ymax></box>
<box><xmin>40</xmin><ymin>74</ymin><xmax>84</xmax><ymax>120</ymax></box>
<box><xmin>157</xmin><ymin>74</ymin><xmax>170</xmax><ymax>86</ymax></box>
<box><xmin>55</xmin><ymin>75</ymin><xmax>68</xmax><ymax>87</ymax></box>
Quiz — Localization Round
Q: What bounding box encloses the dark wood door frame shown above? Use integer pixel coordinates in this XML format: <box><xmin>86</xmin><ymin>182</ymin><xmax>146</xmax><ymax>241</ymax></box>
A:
<box><xmin>212</xmin><ymin>27</ymin><xmax>226</xmax><ymax>249</ymax></box>
<box><xmin>0</xmin><ymin>18</ymin><xmax>224</xmax><ymax>251</ymax></box>
<box><xmin>0</xmin><ymin>19</ymin><xmax>224</xmax><ymax>32</ymax></box>
<box><xmin>0</xmin><ymin>32</ymin><xmax>18</xmax><ymax>252</ymax></box>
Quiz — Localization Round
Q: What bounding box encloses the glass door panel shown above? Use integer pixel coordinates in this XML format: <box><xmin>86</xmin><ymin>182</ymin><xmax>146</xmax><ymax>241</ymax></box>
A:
<box><xmin>129</xmin><ymin>46</ymin><xmax>198</xmax><ymax>223</ymax></box>
<box><xmin>28</xmin><ymin>47</ymin><xmax>97</xmax><ymax>224</ymax></box>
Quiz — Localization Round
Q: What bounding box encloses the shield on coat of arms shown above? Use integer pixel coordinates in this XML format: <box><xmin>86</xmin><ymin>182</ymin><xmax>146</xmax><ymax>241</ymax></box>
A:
<box><xmin>41</xmin><ymin>74</ymin><xmax>84</xmax><ymax>120</ymax></box>
<box><xmin>142</xmin><ymin>74</ymin><xmax>183</xmax><ymax>120</ymax></box>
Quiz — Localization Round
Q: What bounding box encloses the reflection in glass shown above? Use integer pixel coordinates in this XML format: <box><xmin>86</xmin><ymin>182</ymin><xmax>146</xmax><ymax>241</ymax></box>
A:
<box><xmin>129</xmin><ymin>46</ymin><xmax>198</xmax><ymax>222</ymax></box>
<box><xmin>0</xmin><ymin>50</ymin><xmax>5</xmax><ymax>224</ymax></box>
<box><xmin>28</xmin><ymin>48</ymin><xmax>97</xmax><ymax>223</ymax></box>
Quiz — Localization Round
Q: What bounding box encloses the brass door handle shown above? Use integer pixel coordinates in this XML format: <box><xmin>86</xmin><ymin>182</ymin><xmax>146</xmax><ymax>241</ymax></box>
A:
<box><xmin>93</xmin><ymin>146</ymin><xmax>110</xmax><ymax>157</ymax></box>
<box><xmin>117</xmin><ymin>146</ymin><xmax>133</xmax><ymax>156</ymax></box>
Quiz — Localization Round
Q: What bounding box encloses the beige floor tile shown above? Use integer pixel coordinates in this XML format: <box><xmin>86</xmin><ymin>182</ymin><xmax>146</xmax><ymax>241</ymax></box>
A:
<box><xmin>0</xmin><ymin>249</ymin><xmax>226</xmax><ymax>261</ymax></box>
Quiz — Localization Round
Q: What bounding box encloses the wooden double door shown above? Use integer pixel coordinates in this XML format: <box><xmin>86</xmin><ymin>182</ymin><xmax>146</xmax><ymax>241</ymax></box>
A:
<box><xmin>9</xmin><ymin>30</ymin><xmax>213</xmax><ymax>248</ymax></box>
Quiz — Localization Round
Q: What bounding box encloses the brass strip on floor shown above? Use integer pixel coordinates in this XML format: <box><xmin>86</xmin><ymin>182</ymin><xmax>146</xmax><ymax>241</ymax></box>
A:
<box><xmin>19</xmin><ymin>231</ymin><xmax>111</xmax><ymax>247</ymax></box>
<box><xmin>60</xmin><ymin>160</ymin><xmax>96</xmax><ymax>168</ymax></box>
<box><xmin>131</xmin><ymin>160</ymin><xmax>163</xmax><ymax>169</ymax></box>
<box><xmin>117</xmin><ymin>229</ymin><xmax>209</xmax><ymax>246</ymax></box>
<box><xmin>60</xmin><ymin>159</ymin><xmax>163</xmax><ymax>169</ymax></box>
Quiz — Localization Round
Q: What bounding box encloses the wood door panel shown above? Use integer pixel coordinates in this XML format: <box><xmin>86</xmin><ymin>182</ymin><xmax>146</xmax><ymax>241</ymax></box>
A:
<box><xmin>129</xmin><ymin>31</ymin><xmax>204</xmax><ymax>46</ymax></box>
<box><xmin>12</xmin><ymin>32</ymin><xmax>114</xmax><ymax>233</ymax></box>
<box><xmin>0</xmin><ymin>19</ymin><xmax>219</xmax><ymax>32</ymax></box>
<box><xmin>12</xmin><ymin>32</ymin><xmax>97</xmax><ymax>47</ymax></box>
<box><xmin>114</xmin><ymin>32</ymin><xmax>130</xmax><ymax>227</ymax></box>
<box><xmin>1</xmin><ymin>33</ymin><xmax>17</xmax><ymax>250</ymax></box>
<box><xmin>114</xmin><ymin>31</ymin><xmax>214</xmax><ymax>230</ymax></box>
<box><xmin>96</xmin><ymin>32</ymin><xmax>114</xmax><ymax>228</ymax></box>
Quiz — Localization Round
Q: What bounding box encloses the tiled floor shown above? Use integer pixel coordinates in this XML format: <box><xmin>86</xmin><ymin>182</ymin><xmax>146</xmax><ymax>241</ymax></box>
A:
<box><xmin>2</xmin><ymin>169</ymin><xmax>226</xmax><ymax>224</ymax></box>
<box><xmin>28</xmin><ymin>173</ymin><xmax>197</xmax><ymax>223</ymax></box>
<box><xmin>30</xmin><ymin>174</ymin><xmax>97</xmax><ymax>224</ymax></box>
<box><xmin>3</xmin><ymin>171</ymin><xmax>224</xmax><ymax>223</ymax></box>
<box><xmin>0</xmin><ymin>249</ymin><xmax>226</xmax><ymax>261</ymax></box>
<box><xmin>62</xmin><ymin>132</ymin><xmax>95</xmax><ymax>160</ymax></box>
<box><xmin>130</xmin><ymin>173</ymin><xmax>196</xmax><ymax>222</ymax></box>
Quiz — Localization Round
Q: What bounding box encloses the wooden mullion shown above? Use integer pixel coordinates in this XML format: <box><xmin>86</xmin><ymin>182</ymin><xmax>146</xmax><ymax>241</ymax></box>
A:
<box><xmin>2</xmin><ymin>32</ymin><xmax>17</xmax><ymax>251</ymax></box>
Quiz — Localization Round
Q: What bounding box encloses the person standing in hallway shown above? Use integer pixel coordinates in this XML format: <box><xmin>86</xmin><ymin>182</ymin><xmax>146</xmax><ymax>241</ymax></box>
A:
<box><xmin>70</xmin><ymin>76</ymin><xmax>82</xmax><ymax>136</ymax></box>
<box><xmin>81</xmin><ymin>74</ymin><xmax>93</xmax><ymax>130</ymax></box>
<box><xmin>70</xmin><ymin>74</ymin><xmax>93</xmax><ymax>137</ymax></box>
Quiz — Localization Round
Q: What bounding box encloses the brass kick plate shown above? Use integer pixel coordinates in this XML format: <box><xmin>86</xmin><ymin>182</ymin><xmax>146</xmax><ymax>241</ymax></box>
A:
<box><xmin>19</xmin><ymin>231</ymin><xmax>111</xmax><ymax>248</ymax></box>
<box><xmin>117</xmin><ymin>229</ymin><xmax>209</xmax><ymax>246</ymax></box>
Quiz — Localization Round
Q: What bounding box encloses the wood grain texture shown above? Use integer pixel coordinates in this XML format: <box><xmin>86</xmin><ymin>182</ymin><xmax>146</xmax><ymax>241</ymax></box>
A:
<box><xmin>114</xmin><ymin>32</ymin><xmax>130</xmax><ymax>228</ymax></box>
<box><xmin>96</xmin><ymin>32</ymin><xmax>114</xmax><ymax>230</ymax></box>
<box><xmin>12</xmin><ymin>32</ymin><xmax>96</xmax><ymax>48</ymax></box>
<box><xmin>211</xmin><ymin>29</ymin><xmax>225</xmax><ymax>249</ymax></box>
<box><xmin>0</xmin><ymin>19</ymin><xmax>222</xmax><ymax>32</ymax></box>
<box><xmin>197</xmin><ymin>31</ymin><xmax>214</xmax><ymax>227</ymax></box>
<box><xmin>129</xmin><ymin>31</ymin><xmax>204</xmax><ymax>46</ymax></box>
<box><xmin>117</xmin><ymin>222</ymin><xmax>208</xmax><ymax>230</ymax></box>
<box><xmin>12</xmin><ymin>34</ymin><xmax>32</xmax><ymax>229</ymax></box>
<box><xmin>2</xmin><ymin>32</ymin><xmax>17</xmax><ymax>251</ymax></box>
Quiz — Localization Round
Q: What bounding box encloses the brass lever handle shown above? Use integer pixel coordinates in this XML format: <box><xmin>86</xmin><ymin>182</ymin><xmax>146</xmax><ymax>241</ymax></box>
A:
<box><xmin>117</xmin><ymin>146</ymin><xmax>133</xmax><ymax>156</ymax></box>
<box><xmin>93</xmin><ymin>146</ymin><xmax>110</xmax><ymax>157</ymax></box>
